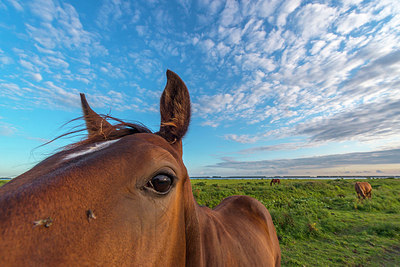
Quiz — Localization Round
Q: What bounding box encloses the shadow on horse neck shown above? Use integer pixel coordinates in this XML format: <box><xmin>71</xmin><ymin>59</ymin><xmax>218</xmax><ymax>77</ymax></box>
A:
<box><xmin>0</xmin><ymin>70</ymin><xmax>280</xmax><ymax>266</ymax></box>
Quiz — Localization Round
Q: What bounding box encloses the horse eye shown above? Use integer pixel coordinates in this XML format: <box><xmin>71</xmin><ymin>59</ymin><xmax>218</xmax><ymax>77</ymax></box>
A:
<box><xmin>146</xmin><ymin>174</ymin><xmax>173</xmax><ymax>194</ymax></box>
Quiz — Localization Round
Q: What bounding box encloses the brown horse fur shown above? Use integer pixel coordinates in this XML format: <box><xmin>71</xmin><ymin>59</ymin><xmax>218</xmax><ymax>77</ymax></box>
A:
<box><xmin>0</xmin><ymin>70</ymin><xmax>281</xmax><ymax>266</ymax></box>
<box><xmin>270</xmin><ymin>179</ymin><xmax>281</xmax><ymax>186</ymax></box>
<box><xmin>355</xmin><ymin>182</ymin><xmax>372</xmax><ymax>199</ymax></box>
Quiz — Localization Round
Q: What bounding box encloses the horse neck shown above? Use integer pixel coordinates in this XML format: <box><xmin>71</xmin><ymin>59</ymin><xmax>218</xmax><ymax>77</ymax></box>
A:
<box><xmin>182</xmin><ymin>180</ymin><xmax>237</xmax><ymax>266</ymax></box>
<box><xmin>184</xmin><ymin>198</ymin><xmax>235</xmax><ymax>266</ymax></box>
<box><xmin>184</xmin><ymin>188</ymin><xmax>281</xmax><ymax>267</ymax></box>
<box><xmin>181</xmin><ymin>178</ymin><xmax>205</xmax><ymax>266</ymax></box>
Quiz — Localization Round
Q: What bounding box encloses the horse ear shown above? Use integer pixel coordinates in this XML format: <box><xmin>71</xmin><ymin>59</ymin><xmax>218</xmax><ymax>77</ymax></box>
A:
<box><xmin>158</xmin><ymin>70</ymin><xmax>191</xmax><ymax>144</ymax></box>
<box><xmin>80</xmin><ymin>93</ymin><xmax>113</xmax><ymax>138</ymax></box>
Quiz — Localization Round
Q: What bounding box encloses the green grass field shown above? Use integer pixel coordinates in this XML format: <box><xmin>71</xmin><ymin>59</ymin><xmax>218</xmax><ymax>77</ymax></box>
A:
<box><xmin>1</xmin><ymin>178</ymin><xmax>399</xmax><ymax>266</ymax></box>
<box><xmin>192</xmin><ymin>178</ymin><xmax>400</xmax><ymax>266</ymax></box>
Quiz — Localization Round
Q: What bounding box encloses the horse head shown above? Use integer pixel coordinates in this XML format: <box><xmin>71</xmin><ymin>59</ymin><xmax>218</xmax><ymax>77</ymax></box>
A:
<box><xmin>0</xmin><ymin>70</ymin><xmax>280</xmax><ymax>266</ymax></box>
<box><xmin>0</xmin><ymin>70</ymin><xmax>197</xmax><ymax>265</ymax></box>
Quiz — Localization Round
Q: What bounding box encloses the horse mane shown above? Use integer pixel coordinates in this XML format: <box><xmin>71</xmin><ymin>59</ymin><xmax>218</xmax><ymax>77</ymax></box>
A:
<box><xmin>43</xmin><ymin>115</ymin><xmax>152</xmax><ymax>151</ymax></box>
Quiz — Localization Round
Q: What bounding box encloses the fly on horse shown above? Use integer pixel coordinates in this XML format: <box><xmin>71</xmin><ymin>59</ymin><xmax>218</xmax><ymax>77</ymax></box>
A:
<box><xmin>0</xmin><ymin>70</ymin><xmax>281</xmax><ymax>266</ymax></box>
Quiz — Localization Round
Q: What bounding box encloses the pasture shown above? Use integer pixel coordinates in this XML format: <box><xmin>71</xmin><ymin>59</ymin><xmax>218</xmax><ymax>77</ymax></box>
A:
<box><xmin>192</xmin><ymin>178</ymin><xmax>400</xmax><ymax>266</ymax></box>
<box><xmin>1</xmin><ymin>178</ymin><xmax>399</xmax><ymax>266</ymax></box>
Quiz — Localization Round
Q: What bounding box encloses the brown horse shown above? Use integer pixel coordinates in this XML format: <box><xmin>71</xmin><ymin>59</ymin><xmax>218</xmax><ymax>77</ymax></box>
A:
<box><xmin>270</xmin><ymin>179</ymin><xmax>281</xmax><ymax>186</ymax></box>
<box><xmin>0</xmin><ymin>70</ymin><xmax>280</xmax><ymax>266</ymax></box>
<box><xmin>355</xmin><ymin>182</ymin><xmax>372</xmax><ymax>199</ymax></box>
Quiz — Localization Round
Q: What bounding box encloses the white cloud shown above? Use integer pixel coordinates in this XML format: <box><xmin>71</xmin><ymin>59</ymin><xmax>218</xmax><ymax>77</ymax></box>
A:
<box><xmin>0</xmin><ymin>122</ymin><xmax>17</xmax><ymax>136</ymax></box>
<box><xmin>192</xmin><ymin>36</ymin><xmax>200</xmax><ymax>45</ymax></box>
<box><xmin>29</xmin><ymin>0</ymin><xmax>56</xmax><ymax>22</ymax></box>
<box><xmin>201</xmin><ymin>120</ymin><xmax>220</xmax><ymax>128</ymax></box>
<box><xmin>262</xmin><ymin>29</ymin><xmax>285</xmax><ymax>54</ymax></box>
<box><xmin>227</xmin><ymin>27</ymin><xmax>242</xmax><ymax>45</ymax></box>
<box><xmin>295</xmin><ymin>98</ymin><xmax>400</xmax><ymax>143</ymax></box>
<box><xmin>336</xmin><ymin>11</ymin><xmax>370</xmax><ymax>34</ymax></box>
<box><xmin>241</xmin><ymin>53</ymin><xmax>276</xmax><ymax>72</ymax></box>
<box><xmin>208</xmin><ymin>0</ymin><xmax>224</xmax><ymax>15</ymax></box>
<box><xmin>26</xmin><ymin>1</ymin><xmax>107</xmax><ymax>58</ymax></box>
<box><xmin>19</xmin><ymin>59</ymin><xmax>35</xmax><ymax>71</ymax></box>
<box><xmin>246</xmin><ymin>28</ymin><xmax>266</xmax><ymax>49</ymax></box>
<box><xmin>341</xmin><ymin>0</ymin><xmax>364</xmax><ymax>9</ymax></box>
<box><xmin>220</xmin><ymin>0</ymin><xmax>240</xmax><ymax>27</ymax></box>
<box><xmin>276</xmin><ymin>0</ymin><xmax>301</xmax><ymax>27</ymax></box>
<box><xmin>6</xmin><ymin>0</ymin><xmax>23</xmax><ymax>11</ymax></box>
<box><xmin>107</xmin><ymin>90</ymin><xmax>123</xmax><ymax>100</ymax></box>
<box><xmin>136</xmin><ymin>25</ymin><xmax>147</xmax><ymax>36</ymax></box>
<box><xmin>224</xmin><ymin>134</ymin><xmax>260</xmax><ymax>144</ymax></box>
<box><xmin>0</xmin><ymin>56</ymin><xmax>13</xmax><ymax>65</ymax></box>
<box><xmin>201</xmin><ymin>39</ymin><xmax>215</xmax><ymax>51</ymax></box>
<box><xmin>100</xmin><ymin>62</ymin><xmax>125</xmax><ymax>78</ymax></box>
<box><xmin>216</xmin><ymin>42</ymin><xmax>230</xmax><ymax>57</ymax></box>
<box><xmin>32</xmin><ymin>73</ymin><xmax>43</xmax><ymax>82</ymax></box>
<box><xmin>191</xmin><ymin>0</ymin><xmax>400</xmax><ymax>149</ymax></box>
<box><xmin>210</xmin><ymin>148</ymin><xmax>400</xmax><ymax>174</ymax></box>
<box><xmin>128</xmin><ymin>51</ymin><xmax>163</xmax><ymax>78</ymax></box>
<box><xmin>154</xmin><ymin>9</ymin><xmax>171</xmax><ymax>27</ymax></box>
<box><xmin>0</xmin><ymin>82</ymin><xmax>23</xmax><ymax>97</ymax></box>
<box><xmin>238</xmin><ymin>141</ymin><xmax>320</xmax><ymax>154</ymax></box>
<box><xmin>310</xmin><ymin>40</ymin><xmax>326</xmax><ymax>55</ymax></box>
<box><xmin>295</xmin><ymin>3</ymin><xmax>337</xmax><ymax>40</ymax></box>
<box><xmin>176</xmin><ymin>0</ymin><xmax>190</xmax><ymax>14</ymax></box>
<box><xmin>194</xmin><ymin>93</ymin><xmax>234</xmax><ymax>114</ymax></box>
<box><xmin>46</xmin><ymin>56</ymin><xmax>69</xmax><ymax>69</ymax></box>
<box><xmin>2</xmin><ymin>0</ymin><xmax>400</xmax><ymax>175</ymax></box>
<box><xmin>96</xmin><ymin>0</ymin><xmax>134</xmax><ymax>28</ymax></box>
<box><xmin>34</xmin><ymin>44</ymin><xmax>58</xmax><ymax>55</ymax></box>
<box><xmin>255</xmin><ymin>0</ymin><xmax>281</xmax><ymax>19</ymax></box>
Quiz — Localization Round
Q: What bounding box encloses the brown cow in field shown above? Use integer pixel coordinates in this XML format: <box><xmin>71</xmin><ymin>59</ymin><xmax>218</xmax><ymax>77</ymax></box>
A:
<box><xmin>355</xmin><ymin>182</ymin><xmax>372</xmax><ymax>199</ymax></box>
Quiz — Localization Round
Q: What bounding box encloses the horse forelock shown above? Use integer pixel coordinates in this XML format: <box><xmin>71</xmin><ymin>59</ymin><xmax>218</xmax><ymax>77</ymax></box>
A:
<box><xmin>67</xmin><ymin>115</ymin><xmax>152</xmax><ymax>148</ymax></box>
<box><xmin>41</xmin><ymin>115</ymin><xmax>151</xmax><ymax>156</ymax></box>
<box><xmin>21</xmin><ymin>116</ymin><xmax>154</xmax><ymax>177</ymax></box>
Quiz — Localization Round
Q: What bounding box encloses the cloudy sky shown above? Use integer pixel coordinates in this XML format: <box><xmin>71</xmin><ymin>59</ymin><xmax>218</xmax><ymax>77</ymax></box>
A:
<box><xmin>1</xmin><ymin>0</ymin><xmax>400</xmax><ymax>178</ymax></box>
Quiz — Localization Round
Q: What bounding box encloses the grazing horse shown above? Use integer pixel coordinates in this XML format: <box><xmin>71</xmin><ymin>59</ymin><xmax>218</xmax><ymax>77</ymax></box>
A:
<box><xmin>270</xmin><ymin>179</ymin><xmax>281</xmax><ymax>186</ymax></box>
<box><xmin>355</xmin><ymin>182</ymin><xmax>372</xmax><ymax>199</ymax></box>
<box><xmin>0</xmin><ymin>70</ymin><xmax>281</xmax><ymax>266</ymax></box>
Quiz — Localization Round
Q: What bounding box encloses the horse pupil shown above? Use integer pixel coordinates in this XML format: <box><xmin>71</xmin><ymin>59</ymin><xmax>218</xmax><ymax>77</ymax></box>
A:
<box><xmin>152</xmin><ymin>175</ymin><xmax>171</xmax><ymax>193</ymax></box>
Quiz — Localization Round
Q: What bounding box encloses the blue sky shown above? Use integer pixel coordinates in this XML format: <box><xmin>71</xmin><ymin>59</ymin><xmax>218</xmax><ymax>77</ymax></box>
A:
<box><xmin>1</xmin><ymin>0</ymin><xmax>400</xmax><ymax>178</ymax></box>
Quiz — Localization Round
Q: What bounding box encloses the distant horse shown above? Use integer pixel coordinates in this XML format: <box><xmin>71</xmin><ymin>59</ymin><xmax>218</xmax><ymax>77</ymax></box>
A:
<box><xmin>0</xmin><ymin>70</ymin><xmax>281</xmax><ymax>266</ymax></box>
<box><xmin>355</xmin><ymin>182</ymin><xmax>372</xmax><ymax>199</ymax></box>
<box><xmin>270</xmin><ymin>179</ymin><xmax>281</xmax><ymax>186</ymax></box>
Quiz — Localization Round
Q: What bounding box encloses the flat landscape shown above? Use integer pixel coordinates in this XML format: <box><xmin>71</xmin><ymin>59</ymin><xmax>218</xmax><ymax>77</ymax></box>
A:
<box><xmin>192</xmin><ymin>178</ymin><xmax>400</xmax><ymax>266</ymax></box>
<box><xmin>1</xmin><ymin>178</ymin><xmax>399</xmax><ymax>266</ymax></box>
